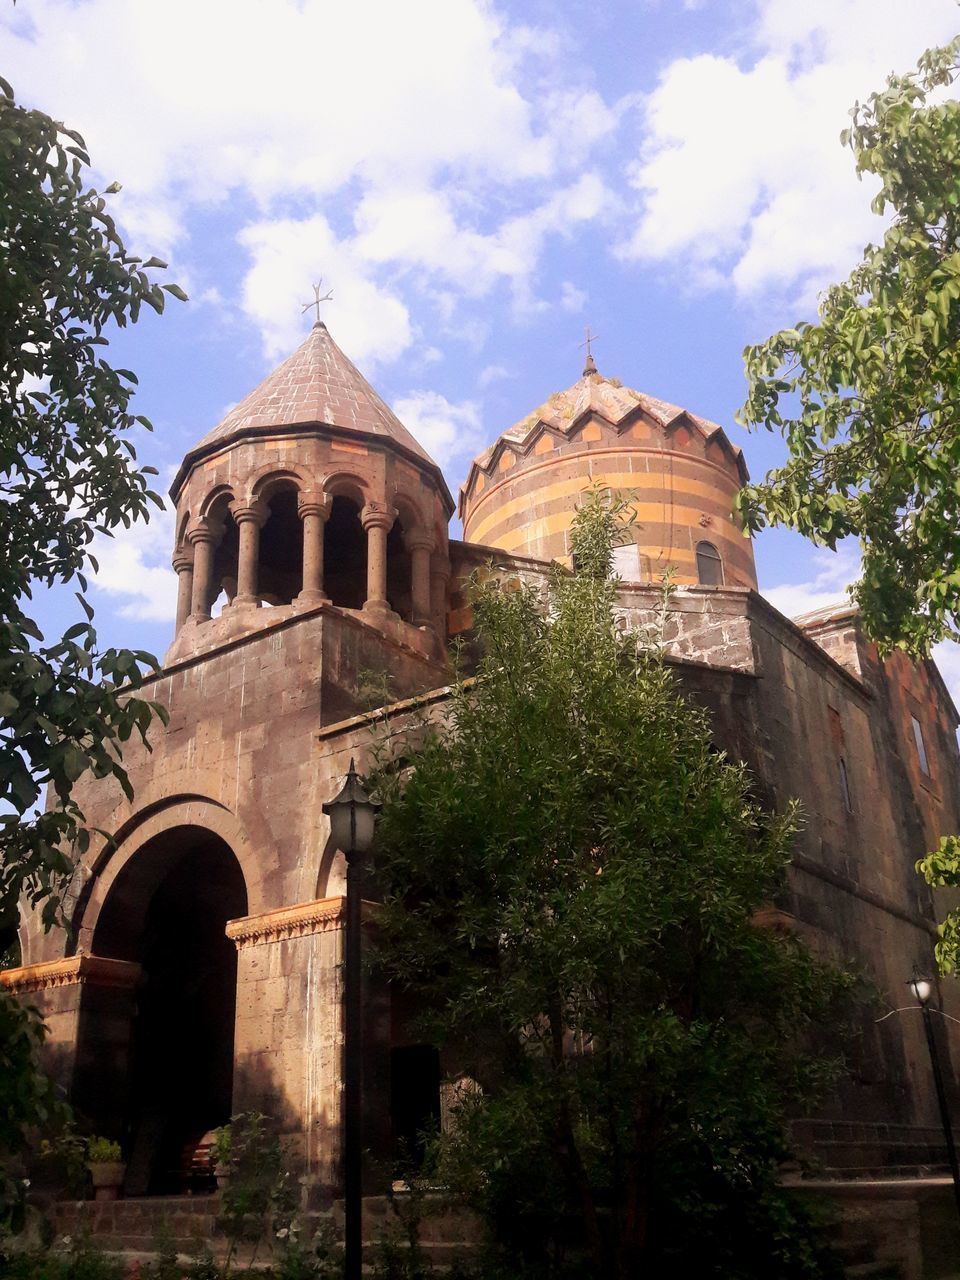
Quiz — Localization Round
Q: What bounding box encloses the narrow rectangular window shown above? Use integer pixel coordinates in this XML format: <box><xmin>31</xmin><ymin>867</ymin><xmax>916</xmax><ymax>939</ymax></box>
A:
<box><xmin>838</xmin><ymin>757</ymin><xmax>852</xmax><ymax>813</ymax></box>
<box><xmin>910</xmin><ymin>715</ymin><xmax>930</xmax><ymax>776</ymax></box>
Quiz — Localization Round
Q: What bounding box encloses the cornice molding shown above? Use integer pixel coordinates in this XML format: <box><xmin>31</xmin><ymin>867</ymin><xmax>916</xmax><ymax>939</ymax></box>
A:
<box><xmin>225</xmin><ymin>896</ymin><xmax>379</xmax><ymax>949</ymax></box>
<box><xmin>0</xmin><ymin>955</ymin><xmax>142</xmax><ymax>995</ymax></box>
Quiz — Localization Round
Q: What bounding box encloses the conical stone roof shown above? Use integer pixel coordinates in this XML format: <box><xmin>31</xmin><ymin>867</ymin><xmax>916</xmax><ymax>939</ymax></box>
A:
<box><xmin>192</xmin><ymin>321</ymin><xmax>434</xmax><ymax>465</ymax></box>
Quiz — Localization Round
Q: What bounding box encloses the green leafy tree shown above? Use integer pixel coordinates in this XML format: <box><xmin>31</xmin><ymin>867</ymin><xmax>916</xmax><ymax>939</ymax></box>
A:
<box><xmin>735</xmin><ymin>40</ymin><xmax>960</xmax><ymax>973</ymax></box>
<box><xmin>0</xmin><ymin>74</ymin><xmax>184</xmax><ymax>930</ymax></box>
<box><xmin>370</xmin><ymin>492</ymin><xmax>853</xmax><ymax>1279</ymax></box>
<box><xmin>0</xmin><ymin>76</ymin><xmax>183</xmax><ymax>1228</ymax></box>
<box><xmin>737</xmin><ymin>37</ymin><xmax>960</xmax><ymax>657</ymax></box>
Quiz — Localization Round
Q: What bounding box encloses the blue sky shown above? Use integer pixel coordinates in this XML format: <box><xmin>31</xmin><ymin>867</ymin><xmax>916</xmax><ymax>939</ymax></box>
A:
<box><xmin>6</xmin><ymin>0</ymin><xmax>960</xmax><ymax>695</ymax></box>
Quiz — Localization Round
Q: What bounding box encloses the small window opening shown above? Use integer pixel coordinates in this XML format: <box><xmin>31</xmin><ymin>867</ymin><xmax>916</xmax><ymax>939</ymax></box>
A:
<box><xmin>695</xmin><ymin>541</ymin><xmax>723</xmax><ymax>586</ymax></box>
<box><xmin>323</xmin><ymin>496</ymin><xmax>367</xmax><ymax>609</ymax></box>
<box><xmin>611</xmin><ymin>541</ymin><xmax>642</xmax><ymax>583</ymax></box>
<box><xmin>258</xmin><ymin>488</ymin><xmax>302</xmax><ymax>606</ymax></box>
<box><xmin>838</xmin><ymin>757</ymin><xmax>852</xmax><ymax>813</ymax></box>
<box><xmin>911</xmin><ymin>715</ymin><xmax>930</xmax><ymax>776</ymax></box>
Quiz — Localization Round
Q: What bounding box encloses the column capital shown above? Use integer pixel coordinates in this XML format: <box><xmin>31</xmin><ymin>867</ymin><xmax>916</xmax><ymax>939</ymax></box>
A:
<box><xmin>360</xmin><ymin>502</ymin><xmax>397</xmax><ymax>533</ymax></box>
<box><xmin>186</xmin><ymin>516</ymin><xmax>220</xmax><ymax>546</ymax></box>
<box><xmin>405</xmin><ymin>528</ymin><xmax>435</xmax><ymax>554</ymax></box>
<box><xmin>229</xmin><ymin>498</ymin><xmax>268</xmax><ymax>527</ymax></box>
<box><xmin>172</xmin><ymin>547</ymin><xmax>194</xmax><ymax>573</ymax></box>
<box><xmin>298</xmin><ymin>491</ymin><xmax>333</xmax><ymax>521</ymax></box>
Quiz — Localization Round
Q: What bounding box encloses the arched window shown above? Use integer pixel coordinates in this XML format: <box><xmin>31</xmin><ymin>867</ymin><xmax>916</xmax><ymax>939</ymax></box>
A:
<box><xmin>695</xmin><ymin>540</ymin><xmax>723</xmax><ymax>586</ymax></box>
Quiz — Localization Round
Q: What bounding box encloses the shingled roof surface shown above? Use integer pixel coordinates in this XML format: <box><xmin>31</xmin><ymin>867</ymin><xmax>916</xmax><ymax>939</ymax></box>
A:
<box><xmin>193</xmin><ymin>321</ymin><xmax>435</xmax><ymax>466</ymax></box>
<box><xmin>469</xmin><ymin>368</ymin><xmax>742</xmax><ymax>473</ymax></box>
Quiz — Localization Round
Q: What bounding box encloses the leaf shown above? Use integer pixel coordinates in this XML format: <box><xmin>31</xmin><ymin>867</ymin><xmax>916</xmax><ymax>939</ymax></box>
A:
<box><xmin>61</xmin><ymin>744</ymin><xmax>87</xmax><ymax>783</ymax></box>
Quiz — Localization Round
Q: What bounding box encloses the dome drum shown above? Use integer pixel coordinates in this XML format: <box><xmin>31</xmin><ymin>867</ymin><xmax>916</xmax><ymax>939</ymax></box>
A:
<box><xmin>459</xmin><ymin>369</ymin><xmax>757</xmax><ymax>592</ymax></box>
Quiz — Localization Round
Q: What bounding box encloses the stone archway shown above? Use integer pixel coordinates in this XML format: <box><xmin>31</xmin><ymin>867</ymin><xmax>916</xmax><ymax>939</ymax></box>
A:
<box><xmin>73</xmin><ymin>825</ymin><xmax>248</xmax><ymax>1195</ymax></box>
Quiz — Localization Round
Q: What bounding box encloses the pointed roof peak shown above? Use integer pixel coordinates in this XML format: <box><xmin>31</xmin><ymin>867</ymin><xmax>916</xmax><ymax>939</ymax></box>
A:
<box><xmin>189</xmin><ymin>321</ymin><xmax>435</xmax><ymax>468</ymax></box>
<box><xmin>582</xmin><ymin>350</ymin><xmax>599</xmax><ymax>378</ymax></box>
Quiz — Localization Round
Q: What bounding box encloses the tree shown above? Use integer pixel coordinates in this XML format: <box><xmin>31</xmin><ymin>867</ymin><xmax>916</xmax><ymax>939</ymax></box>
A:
<box><xmin>0</xmin><ymin>77</ymin><xmax>183</xmax><ymax>1229</ymax></box>
<box><xmin>370</xmin><ymin>492</ymin><xmax>853</xmax><ymax>1279</ymax></box>
<box><xmin>737</xmin><ymin>37</ymin><xmax>960</xmax><ymax>658</ymax></box>
<box><xmin>735</xmin><ymin>40</ymin><xmax>960</xmax><ymax>974</ymax></box>
<box><xmin>0</xmin><ymin>74</ymin><xmax>184</xmax><ymax>932</ymax></box>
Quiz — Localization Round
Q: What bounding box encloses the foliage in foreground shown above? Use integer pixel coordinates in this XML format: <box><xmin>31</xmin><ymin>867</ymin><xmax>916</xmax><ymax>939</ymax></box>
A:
<box><xmin>736</xmin><ymin>36</ymin><xmax>960</xmax><ymax>974</ymax></box>
<box><xmin>0</xmin><ymin>71</ymin><xmax>186</xmax><ymax>1239</ymax></box>
<box><xmin>370</xmin><ymin>491</ymin><xmax>855</xmax><ymax>1278</ymax></box>
<box><xmin>0</xmin><ymin>75</ymin><xmax>183</xmax><ymax>931</ymax></box>
<box><xmin>737</xmin><ymin>37</ymin><xmax>960</xmax><ymax>658</ymax></box>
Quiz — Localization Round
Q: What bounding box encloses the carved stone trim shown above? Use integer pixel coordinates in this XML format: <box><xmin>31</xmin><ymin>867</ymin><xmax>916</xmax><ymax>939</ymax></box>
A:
<box><xmin>0</xmin><ymin>955</ymin><xmax>142</xmax><ymax>995</ymax></box>
<box><xmin>225</xmin><ymin>896</ymin><xmax>378</xmax><ymax>949</ymax></box>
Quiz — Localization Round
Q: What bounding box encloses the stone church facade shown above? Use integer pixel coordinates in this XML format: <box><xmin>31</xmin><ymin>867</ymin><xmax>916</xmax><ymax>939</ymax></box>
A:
<box><xmin>4</xmin><ymin>322</ymin><xmax>960</xmax><ymax>1201</ymax></box>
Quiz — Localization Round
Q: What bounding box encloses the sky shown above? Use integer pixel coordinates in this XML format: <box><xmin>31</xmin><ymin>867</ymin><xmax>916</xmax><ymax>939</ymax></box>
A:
<box><xmin>6</xmin><ymin>0</ymin><xmax>960</xmax><ymax>700</ymax></box>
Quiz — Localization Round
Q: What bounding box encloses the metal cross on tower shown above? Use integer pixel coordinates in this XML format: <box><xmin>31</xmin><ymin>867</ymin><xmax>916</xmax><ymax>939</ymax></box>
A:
<box><xmin>579</xmin><ymin>325</ymin><xmax>600</xmax><ymax>374</ymax></box>
<box><xmin>301</xmin><ymin>279</ymin><xmax>333</xmax><ymax>325</ymax></box>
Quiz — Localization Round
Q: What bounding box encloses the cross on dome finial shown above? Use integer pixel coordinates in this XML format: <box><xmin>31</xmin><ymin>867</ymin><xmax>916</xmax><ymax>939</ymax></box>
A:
<box><xmin>579</xmin><ymin>325</ymin><xmax>600</xmax><ymax>377</ymax></box>
<box><xmin>301</xmin><ymin>279</ymin><xmax>334</xmax><ymax>327</ymax></box>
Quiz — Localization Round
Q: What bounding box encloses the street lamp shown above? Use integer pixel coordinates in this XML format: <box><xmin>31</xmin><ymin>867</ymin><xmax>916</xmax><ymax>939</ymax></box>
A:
<box><xmin>323</xmin><ymin>759</ymin><xmax>380</xmax><ymax>1280</ymax></box>
<box><xmin>907</xmin><ymin>973</ymin><xmax>960</xmax><ymax>1222</ymax></box>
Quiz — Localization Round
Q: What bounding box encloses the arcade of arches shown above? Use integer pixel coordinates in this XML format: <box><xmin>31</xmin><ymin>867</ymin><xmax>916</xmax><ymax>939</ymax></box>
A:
<box><xmin>174</xmin><ymin>490</ymin><xmax>434</xmax><ymax>630</ymax></box>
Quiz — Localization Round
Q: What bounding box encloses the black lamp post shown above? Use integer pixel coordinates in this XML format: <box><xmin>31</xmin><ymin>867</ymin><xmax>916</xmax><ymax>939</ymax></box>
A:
<box><xmin>323</xmin><ymin>759</ymin><xmax>380</xmax><ymax>1280</ymax></box>
<box><xmin>907</xmin><ymin>974</ymin><xmax>960</xmax><ymax>1222</ymax></box>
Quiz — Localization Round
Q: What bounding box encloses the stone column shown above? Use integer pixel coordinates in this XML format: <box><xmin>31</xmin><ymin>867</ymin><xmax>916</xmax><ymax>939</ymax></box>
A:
<box><xmin>406</xmin><ymin>529</ymin><xmax>435</xmax><ymax>626</ymax></box>
<box><xmin>188</xmin><ymin>521</ymin><xmax>218</xmax><ymax>621</ymax></box>
<box><xmin>430</xmin><ymin>559</ymin><xmax>451</xmax><ymax>635</ymax></box>
<box><xmin>360</xmin><ymin>502</ymin><xmax>397</xmax><ymax>614</ymax></box>
<box><xmin>230</xmin><ymin>499</ymin><xmax>268</xmax><ymax>608</ymax></box>
<box><xmin>172</xmin><ymin>548</ymin><xmax>194</xmax><ymax>633</ymax></box>
<box><xmin>297</xmin><ymin>492</ymin><xmax>332</xmax><ymax>606</ymax></box>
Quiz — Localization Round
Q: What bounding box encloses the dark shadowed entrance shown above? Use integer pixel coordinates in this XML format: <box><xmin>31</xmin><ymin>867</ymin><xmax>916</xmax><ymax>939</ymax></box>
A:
<box><xmin>75</xmin><ymin>827</ymin><xmax>247</xmax><ymax>1194</ymax></box>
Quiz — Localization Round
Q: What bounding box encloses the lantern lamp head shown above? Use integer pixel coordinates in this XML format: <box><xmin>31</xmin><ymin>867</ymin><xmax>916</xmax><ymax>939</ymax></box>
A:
<box><xmin>322</xmin><ymin>758</ymin><xmax>381</xmax><ymax>860</ymax></box>
<box><xmin>908</xmin><ymin>974</ymin><xmax>933</xmax><ymax>1006</ymax></box>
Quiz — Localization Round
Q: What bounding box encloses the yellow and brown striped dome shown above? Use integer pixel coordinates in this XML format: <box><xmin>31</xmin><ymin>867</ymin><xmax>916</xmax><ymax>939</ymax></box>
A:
<box><xmin>458</xmin><ymin>359</ymin><xmax>757</xmax><ymax>590</ymax></box>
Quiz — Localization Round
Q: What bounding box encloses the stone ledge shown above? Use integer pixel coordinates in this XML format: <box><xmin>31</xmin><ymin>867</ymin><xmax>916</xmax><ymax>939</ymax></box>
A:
<box><xmin>225</xmin><ymin>896</ymin><xmax>379</xmax><ymax>948</ymax></box>
<box><xmin>0</xmin><ymin>955</ymin><xmax>142</xmax><ymax>994</ymax></box>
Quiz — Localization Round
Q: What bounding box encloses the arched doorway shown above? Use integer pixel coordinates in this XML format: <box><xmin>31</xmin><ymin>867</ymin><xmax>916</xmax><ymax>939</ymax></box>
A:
<box><xmin>74</xmin><ymin>826</ymin><xmax>248</xmax><ymax>1194</ymax></box>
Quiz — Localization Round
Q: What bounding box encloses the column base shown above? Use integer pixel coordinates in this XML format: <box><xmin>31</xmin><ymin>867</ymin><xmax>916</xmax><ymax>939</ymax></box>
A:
<box><xmin>362</xmin><ymin>600</ymin><xmax>399</xmax><ymax>622</ymax></box>
<box><xmin>231</xmin><ymin>594</ymin><xmax>261</xmax><ymax>609</ymax></box>
<box><xmin>295</xmin><ymin>589</ymin><xmax>330</xmax><ymax>609</ymax></box>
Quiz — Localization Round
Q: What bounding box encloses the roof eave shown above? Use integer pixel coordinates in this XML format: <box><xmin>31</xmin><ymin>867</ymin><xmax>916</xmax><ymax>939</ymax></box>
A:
<box><xmin>169</xmin><ymin>419</ymin><xmax>456</xmax><ymax>515</ymax></box>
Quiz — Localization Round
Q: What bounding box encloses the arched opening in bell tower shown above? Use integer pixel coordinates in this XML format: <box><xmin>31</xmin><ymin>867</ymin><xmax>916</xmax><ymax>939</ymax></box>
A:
<box><xmin>259</xmin><ymin>486</ymin><xmax>303</xmax><ymax>605</ymax></box>
<box><xmin>210</xmin><ymin>497</ymin><xmax>239</xmax><ymax>616</ymax></box>
<box><xmin>324</xmin><ymin>494</ymin><xmax>367</xmax><ymax>609</ymax></box>
<box><xmin>73</xmin><ymin>828</ymin><xmax>247</xmax><ymax>1195</ymax></box>
<box><xmin>386</xmin><ymin>517</ymin><xmax>413</xmax><ymax>620</ymax></box>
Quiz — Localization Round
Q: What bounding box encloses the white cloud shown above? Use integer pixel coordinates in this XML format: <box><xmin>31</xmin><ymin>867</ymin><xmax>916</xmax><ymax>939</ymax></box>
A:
<box><xmin>239</xmin><ymin>216</ymin><xmax>413</xmax><ymax>365</ymax></box>
<box><xmin>392</xmin><ymin>391</ymin><xmax>485</xmax><ymax>470</ymax></box>
<box><xmin>351</xmin><ymin>173</ymin><xmax>609</xmax><ymax>312</ymax></box>
<box><xmin>91</xmin><ymin>504</ymin><xmax>178</xmax><ymax>623</ymax></box>
<box><xmin>478</xmin><ymin>364</ymin><xmax>512</xmax><ymax>389</ymax></box>
<box><xmin>4</xmin><ymin>0</ymin><xmax>612</xmax><ymax>361</ymax></box>
<box><xmin>560</xmin><ymin>281</ymin><xmax>587</xmax><ymax>313</ymax></box>
<box><xmin>760</xmin><ymin>544</ymin><xmax>860</xmax><ymax>619</ymax></box>
<box><xmin>623</xmin><ymin>0</ymin><xmax>960</xmax><ymax>302</ymax></box>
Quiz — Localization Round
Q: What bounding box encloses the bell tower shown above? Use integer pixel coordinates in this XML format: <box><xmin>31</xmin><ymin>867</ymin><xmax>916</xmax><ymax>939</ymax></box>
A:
<box><xmin>167</xmin><ymin>320</ymin><xmax>454</xmax><ymax>665</ymax></box>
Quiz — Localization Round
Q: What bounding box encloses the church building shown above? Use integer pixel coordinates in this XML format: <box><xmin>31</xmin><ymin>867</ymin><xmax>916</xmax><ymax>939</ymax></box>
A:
<box><xmin>5</xmin><ymin>320</ymin><xmax>960</xmax><ymax>1212</ymax></box>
